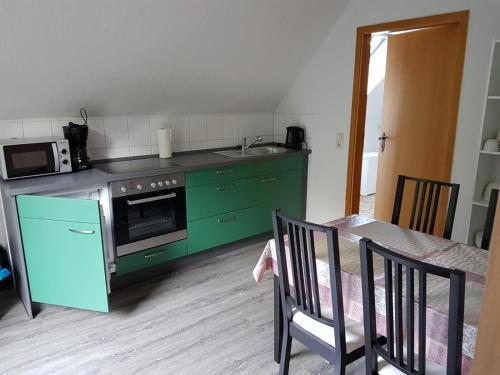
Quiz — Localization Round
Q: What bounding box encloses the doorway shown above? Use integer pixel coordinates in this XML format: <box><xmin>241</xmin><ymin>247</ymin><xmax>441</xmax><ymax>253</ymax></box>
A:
<box><xmin>345</xmin><ymin>11</ymin><xmax>469</xmax><ymax>223</ymax></box>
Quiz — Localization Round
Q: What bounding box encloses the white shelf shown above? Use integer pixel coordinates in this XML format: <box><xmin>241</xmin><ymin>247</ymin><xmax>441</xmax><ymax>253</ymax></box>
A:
<box><xmin>480</xmin><ymin>150</ymin><xmax>500</xmax><ymax>156</ymax></box>
<box><xmin>473</xmin><ymin>200</ymin><xmax>489</xmax><ymax>208</ymax></box>
<box><xmin>488</xmin><ymin>96</ymin><xmax>500</xmax><ymax>100</ymax></box>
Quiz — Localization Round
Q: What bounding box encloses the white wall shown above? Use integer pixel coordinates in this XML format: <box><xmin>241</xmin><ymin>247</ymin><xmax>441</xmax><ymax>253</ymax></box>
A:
<box><xmin>0</xmin><ymin>113</ymin><xmax>274</xmax><ymax>160</ymax></box>
<box><xmin>275</xmin><ymin>0</ymin><xmax>500</xmax><ymax>242</ymax></box>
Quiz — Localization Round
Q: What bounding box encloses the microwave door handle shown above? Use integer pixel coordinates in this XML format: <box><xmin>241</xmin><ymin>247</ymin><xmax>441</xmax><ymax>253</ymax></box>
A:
<box><xmin>126</xmin><ymin>192</ymin><xmax>177</xmax><ymax>206</ymax></box>
<box><xmin>52</xmin><ymin>143</ymin><xmax>60</xmax><ymax>172</ymax></box>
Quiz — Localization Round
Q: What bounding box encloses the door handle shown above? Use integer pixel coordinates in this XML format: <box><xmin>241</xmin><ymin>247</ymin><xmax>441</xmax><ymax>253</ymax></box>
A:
<box><xmin>69</xmin><ymin>228</ymin><xmax>95</xmax><ymax>235</ymax></box>
<box><xmin>378</xmin><ymin>132</ymin><xmax>388</xmax><ymax>152</ymax></box>
<box><xmin>216</xmin><ymin>169</ymin><xmax>234</xmax><ymax>175</ymax></box>
<box><xmin>261</xmin><ymin>177</ymin><xmax>278</xmax><ymax>183</ymax></box>
<box><xmin>216</xmin><ymin>184</ymin><xmax>235</xmax><ymax>191</ymax></box>
<box><xmin>126</xmin><ymin>193</ymin><xmax>176</xmax><ymax>205</ymax></box>
<box><xmin>217</xmin><ymin>215</ymin><xmax>236</xmax><ymax>223</ymax></box>
<box><xmin>144</xmin><ymin>251</ymin><xmax>166</xmax><ymax>259</ymax></box>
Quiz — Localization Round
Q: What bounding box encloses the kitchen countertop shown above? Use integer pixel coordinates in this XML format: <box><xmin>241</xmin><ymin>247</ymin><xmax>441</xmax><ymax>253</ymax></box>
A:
<box><xmin>0</xmin><ymin>146</ymin><xmax>310</xmax><ymax>196</ymax></box>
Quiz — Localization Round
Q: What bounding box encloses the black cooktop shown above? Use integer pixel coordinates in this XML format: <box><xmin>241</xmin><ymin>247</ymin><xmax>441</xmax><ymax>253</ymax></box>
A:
<box><xmin>96</xmin><ymin>157</ymin><xmax>179</xmax><ymax>174</ymax></box>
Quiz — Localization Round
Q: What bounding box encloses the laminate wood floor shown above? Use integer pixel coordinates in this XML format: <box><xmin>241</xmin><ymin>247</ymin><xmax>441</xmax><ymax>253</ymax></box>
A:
<box><xmin>0</xmin><ymin>241</ymin><xmax>365</xmax><ymax>375</ymax></box>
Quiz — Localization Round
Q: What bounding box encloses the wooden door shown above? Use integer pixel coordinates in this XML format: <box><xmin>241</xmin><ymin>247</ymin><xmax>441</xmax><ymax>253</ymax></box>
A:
<box><xmin>374</xmin><ymin>24</ymin><xmax>464</xmax><ymax>230</ymax></box>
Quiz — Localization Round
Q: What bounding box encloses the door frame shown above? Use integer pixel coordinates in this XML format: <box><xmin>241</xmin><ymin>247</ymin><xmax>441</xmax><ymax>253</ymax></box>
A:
<box><xmin>344</xmin><ymin>10</ymin><xmax>469</xmax><ymax>215</ymax></box>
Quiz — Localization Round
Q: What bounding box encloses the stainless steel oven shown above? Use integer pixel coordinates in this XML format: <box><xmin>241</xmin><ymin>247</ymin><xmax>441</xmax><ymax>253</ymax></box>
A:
<box><xmin>0</xmin><ymin>137</ymin><xmax>72</xmax><ymax>180</ymax></box>
<box><xmin>109</xmin><ymin>173</ymin><xmax>187</xmax><ymax>257</ymax></box>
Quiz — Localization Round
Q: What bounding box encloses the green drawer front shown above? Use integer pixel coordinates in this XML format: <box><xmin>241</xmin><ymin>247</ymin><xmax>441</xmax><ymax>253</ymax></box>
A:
<box><xmin>186</xmin><ymin>177</ymin><xmax>258</xmax><ymax>221</ymax></box>
<box><xmin>187</xmin><ymin>207</ymin><xmax>261</xmax><ymax>254</ymax></box>
<box><xmin>259</xmin><ymin>154</ymin><xmax>304</xmax><ymax>175</ymax></box>
<box><xmin>17</xmin><ymin>195</ymin><xmax>100</xmax><ymax>224</ymax></box>
<box><xmin>185</xmin><ymin>163</ymin><xmax>258</xmax><ymax>187</ymax></box>
<box><xmin>116</xmin><ymin>239</ymin><xmax>187</xmax><ymax>275</ymax></box>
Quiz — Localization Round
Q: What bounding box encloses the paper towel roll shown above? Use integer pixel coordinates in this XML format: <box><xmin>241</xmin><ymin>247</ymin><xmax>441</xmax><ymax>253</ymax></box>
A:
<box><xmin>158</xmin><ymin>128</ymin><xmax>172</xmax><ymax>159</ymax></box>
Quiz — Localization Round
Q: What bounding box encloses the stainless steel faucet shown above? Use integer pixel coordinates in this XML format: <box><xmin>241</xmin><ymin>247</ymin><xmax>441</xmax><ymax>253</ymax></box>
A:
<box><xmin>241</xmin><ymin>135</ymin><xmax>263</xmax><ymax>151</ymax></box>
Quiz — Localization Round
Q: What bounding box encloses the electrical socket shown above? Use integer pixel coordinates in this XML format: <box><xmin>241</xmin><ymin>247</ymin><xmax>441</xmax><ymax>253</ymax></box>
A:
<box><xmin>336</xmin><ymin>132</ymin><xmax>344</xmax><ymax>149</ymax></box>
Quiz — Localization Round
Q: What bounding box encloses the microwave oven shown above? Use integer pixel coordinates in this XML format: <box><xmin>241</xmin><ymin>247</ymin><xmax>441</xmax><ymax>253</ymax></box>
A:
<box><xmin>0</xmin><ymin>137</ymin><xmax>72</xmax><ymax>180</ymax></box>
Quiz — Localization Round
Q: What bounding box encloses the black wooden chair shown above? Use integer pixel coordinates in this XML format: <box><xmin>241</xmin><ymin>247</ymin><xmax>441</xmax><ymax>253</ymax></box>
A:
<box><xmin>359</xmin><ymin>237</ymin><xmax>466</xmax><ymax>374</ymax></box>
<box><xmin>481</xmin><ymin>188</ymin><xmax>499</xmax><ymax>250</ymax></box>
<box><xmin>272</xmin><ymin>210</ymin><xmax>367</xmax><ymax>375</ymax></box>
<box><xmin>391</xmin><ymin>175</ymin><xmax>460</xmax><ymax>239</ymax></box>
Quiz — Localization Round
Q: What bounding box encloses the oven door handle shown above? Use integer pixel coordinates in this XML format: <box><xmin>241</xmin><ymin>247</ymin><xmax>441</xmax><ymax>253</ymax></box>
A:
<box><xmin>126</xmin><ymin>193</ymin><xmax>177</xmax><ymax>206</ymax></box>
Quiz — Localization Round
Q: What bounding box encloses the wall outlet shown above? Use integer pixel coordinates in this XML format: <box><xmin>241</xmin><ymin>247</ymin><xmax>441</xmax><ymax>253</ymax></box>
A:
<box><xmin>336</xmin><ymin>132</ymin><xmax>344</xmax><ymax>149</ymax></box>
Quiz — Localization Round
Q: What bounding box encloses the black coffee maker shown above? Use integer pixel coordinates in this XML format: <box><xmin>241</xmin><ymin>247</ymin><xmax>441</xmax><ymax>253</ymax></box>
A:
<box><xmin>285</xmin><ymin>126</ymin><xmax>305</xmax><ymax>150</ymax></box>
<box><xmin>63</xmin><ymin>108</ymin><xmax>93</xmax><ymax>171</ymax></box>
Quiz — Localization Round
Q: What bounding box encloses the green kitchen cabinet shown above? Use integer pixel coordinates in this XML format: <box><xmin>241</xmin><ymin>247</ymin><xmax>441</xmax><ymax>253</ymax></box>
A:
<box><xmin>17</xmin><ymin>195</ymin><xmax>109</xmax><ymax>313</ymax></box>
<box><xmin>185</xmin><ymin>163</ymin><xmax>258</xmax><ymax>187</ymax></box>
<box><xmin>186</xmin><ymin>177</ymin><xmax>259</xmax><ymax>220</ymax></box>
<box><xmin>259</xmin><ymin>154</ymin><xmax>304</xmax><ymax>175</ymax></box>
<box><xmin>116</xmin><ymin>240</ymin><xmax>187</xmax><ymax>275</ymax></box>
<box><xmin>187</xmin><ymin>207</ymin><xmax>261</xmax><ymax>254</ymax></box>
<box><xmin>256</xmin><ymin>168</ymin><xmax>304</xmax><ymax>232</ymax></box>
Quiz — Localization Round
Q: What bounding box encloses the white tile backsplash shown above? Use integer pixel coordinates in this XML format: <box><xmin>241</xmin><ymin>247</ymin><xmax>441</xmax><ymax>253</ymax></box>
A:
<box><xmin>170</xmin><ymin>116</ymin><xmax>189</xmax><ymax>143</ymax></box>
<box><xmin>238</xmin><ymin>114</ymin><xmax>253</xmax><ymax>138</ymax></box>
<box><xmin>223</xmin><ymin>114</ymin><xmax>238</xmax><ymax>139</ymax></box>
<box><xmin>188</xmin><ymin>115</ymin><xmax>207</xmax><ymax>142</ymax></box>
<box><xmin>23</xmin><ymin>120</ymin><xmax>53</xmax><ymax>138</ymax></box>
<box><xmin>206</xmin><ymin>115</ymin><xmax>224</xmax><ymax>141</ymax></box>
<box><xmin>104</xmin><ymin>118</ymin><xmax>129</xmax><ymax>148</ymax></box>
<box><xmin>0</xmin><ymin>120</ymin><xmax>24</xmax><ymax>139</ymax></box>
<box><xmin>0</xmin><ymin>112</ymin><xmax>274</xmax><ymax>160</ymax></box>
<box><xmin>87</xmin><ymin>118</ymin><xmax>106</xmax><ymax>149</ymax></box>
<box><xmin>128</xmin><ymin>118</ymin><xmax>151</xmax><ymax>146</ymax></box>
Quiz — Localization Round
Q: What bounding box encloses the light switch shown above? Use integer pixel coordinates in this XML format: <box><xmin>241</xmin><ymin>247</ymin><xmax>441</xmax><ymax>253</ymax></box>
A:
<box><xmin>336</xmin><ymin>132</ymin><xmax>344</xmax><ymax>149</ymax></box>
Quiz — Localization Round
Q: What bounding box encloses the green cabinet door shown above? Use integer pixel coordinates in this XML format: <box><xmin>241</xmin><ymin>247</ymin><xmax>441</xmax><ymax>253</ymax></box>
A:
<box><xmin>18</xmin><ymin>195</ymin><xmax>109</xmax><ymax>312</ymax></box>
<box><xmin>257</xmin><ymin>169</ymin><xmax>304</xmax><ymax>232</ymax></box>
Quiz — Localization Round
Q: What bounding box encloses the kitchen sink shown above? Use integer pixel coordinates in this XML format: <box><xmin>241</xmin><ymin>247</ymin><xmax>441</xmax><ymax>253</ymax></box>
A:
<box><xmin>246</xmin><ymin>146</ymin><xmax>289</xmax><ymax>155</ymax></box>
<box><xmin>214</xmin><ymin>146</ymin><xmax>289</xmax><ymax>158</ymax></box>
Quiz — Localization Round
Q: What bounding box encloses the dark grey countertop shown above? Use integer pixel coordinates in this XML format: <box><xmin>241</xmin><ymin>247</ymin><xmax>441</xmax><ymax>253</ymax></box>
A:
<box><xmin>0</xmin><ymin>146</ymin><xmax>310</xmax><ymax>196</ymax></box>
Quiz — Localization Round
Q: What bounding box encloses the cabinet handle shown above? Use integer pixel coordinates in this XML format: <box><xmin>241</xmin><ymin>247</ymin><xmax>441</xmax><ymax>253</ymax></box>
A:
<box><xmin>69</xmin><ymin>228</ymin><xmax>95</xmax><ymax>235</ymax></box>
<box><xmin>144</xmin><ymin>251</ymin><xmax>166</xmax><ymax>259</ymax></box>
<box><xmin>261</xmin><ymin>177</ymin><xmax>278</xmax><ymax>183</ymax></box>
<box><xmin>216</xmin><ymin>169</ymin><xmax>234</xmax><ymax>175</ymax></box>
<box><xmin>217</xmin><ymin>216</ymin><xmax>236</xmax><ymax>223</ymax></box>
<box><xmin>216</xmin><ymin>184</ymin><xmax>235</xmax><ymax>191</ymax></box>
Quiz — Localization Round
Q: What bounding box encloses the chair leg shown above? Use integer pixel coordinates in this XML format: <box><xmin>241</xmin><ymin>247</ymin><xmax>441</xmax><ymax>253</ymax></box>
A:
<box><xmin>279</xmin><ymin>327</ymin><xmax>292</xmax><ymax>375</ymax></box>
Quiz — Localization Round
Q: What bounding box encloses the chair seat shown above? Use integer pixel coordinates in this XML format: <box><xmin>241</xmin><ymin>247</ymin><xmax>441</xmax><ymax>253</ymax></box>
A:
<box><xmin>292</xmin><ymin>309</ymin><xmax>365</xmax><ymax>353</ymax></box>
<box><xmin>378</xmin><ymin>357</ymin><xmax>446</xmax><ymax>375</ymax></box>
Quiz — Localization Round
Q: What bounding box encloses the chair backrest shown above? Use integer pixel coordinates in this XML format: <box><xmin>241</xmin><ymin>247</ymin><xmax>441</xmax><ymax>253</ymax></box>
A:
<box><xmin>272</xmin><ymin>210</ymin><xmax>347</xmax><ymax>355</ymax></box>
<box><xmin>482</xmin><ymin>188</ymin><xmax>499</xmax><ymax>250</ymax></box>
<box><xmin>391</xmin><ymin>175</ymin><xmax>460</xmax><ymax>239</ymax></box>
<box><xmin>359</xmin><ymin>238</ymin><xmax>466</xmax><ymax>375</ymax></box>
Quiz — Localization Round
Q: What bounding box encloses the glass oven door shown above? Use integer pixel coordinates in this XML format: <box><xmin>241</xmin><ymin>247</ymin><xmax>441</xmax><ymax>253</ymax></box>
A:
<box><xmin>112</xmin><ymin>187</ymin><xmax>187</xmax><ymax>256</ymax></box>
<box><xmin>3</xmin><ymin>142</ymin><xmax>57</xmax><ymax>179</ymax></box>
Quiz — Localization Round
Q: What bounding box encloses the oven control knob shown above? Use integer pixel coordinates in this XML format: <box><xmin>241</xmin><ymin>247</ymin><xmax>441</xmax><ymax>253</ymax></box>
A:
<box><xmin>171</xmin><ymin>179</ymin><xmax>177</xmax><ymax>185</ymax></box>
<box><xmin>61</xmin><ymin>149</ymin><xmax>68</xmax><ymax>155</ymax></box>
<box><xmin>120</xmin><ymin>186</ymin><xmax>127</xmax><ymax>193</ymax></box>
<box><xmin>165</xmin><ymin>180</ymin><xmax>171</xmax><ymax>186</ymax></box>
<box><xmin>62</xmin><ymin>159</ymin><xmax>69</xmax><ymax>165</ymax></box>
<box><xmin>150</xmin><ymin>182</ymin><xmax>157</xmax><ymax>189</ymax></box>
<box><xmin>136</xmin><ymin>184</ymin><xmax>143</xmax><ymax>191</ymax></box>
<box><xmin>157</xmin><ymin>181</ymin><xmax>164</xmax><ymax>187</ymax></box>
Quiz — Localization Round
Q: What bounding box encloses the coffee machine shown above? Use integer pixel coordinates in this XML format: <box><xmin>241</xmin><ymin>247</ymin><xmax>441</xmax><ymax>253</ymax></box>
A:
<box><xmin>63</xmin><ymin>108</ymin><xmax>93</xmax><ymax>171</ymax></box>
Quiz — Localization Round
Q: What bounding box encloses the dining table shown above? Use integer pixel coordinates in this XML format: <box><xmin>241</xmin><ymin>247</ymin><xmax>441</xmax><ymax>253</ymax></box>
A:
<box><xmin>252</xmin><ymin>215</ymin><xmax>487</xmax><ymax>374</ymax></box>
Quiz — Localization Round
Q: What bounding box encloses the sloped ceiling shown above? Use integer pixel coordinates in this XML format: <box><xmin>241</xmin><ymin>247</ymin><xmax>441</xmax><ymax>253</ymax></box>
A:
<box><xmin>0</xmin><ymin>0</ymin><xmax>350</xmax><ymax>119</ymax></box>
